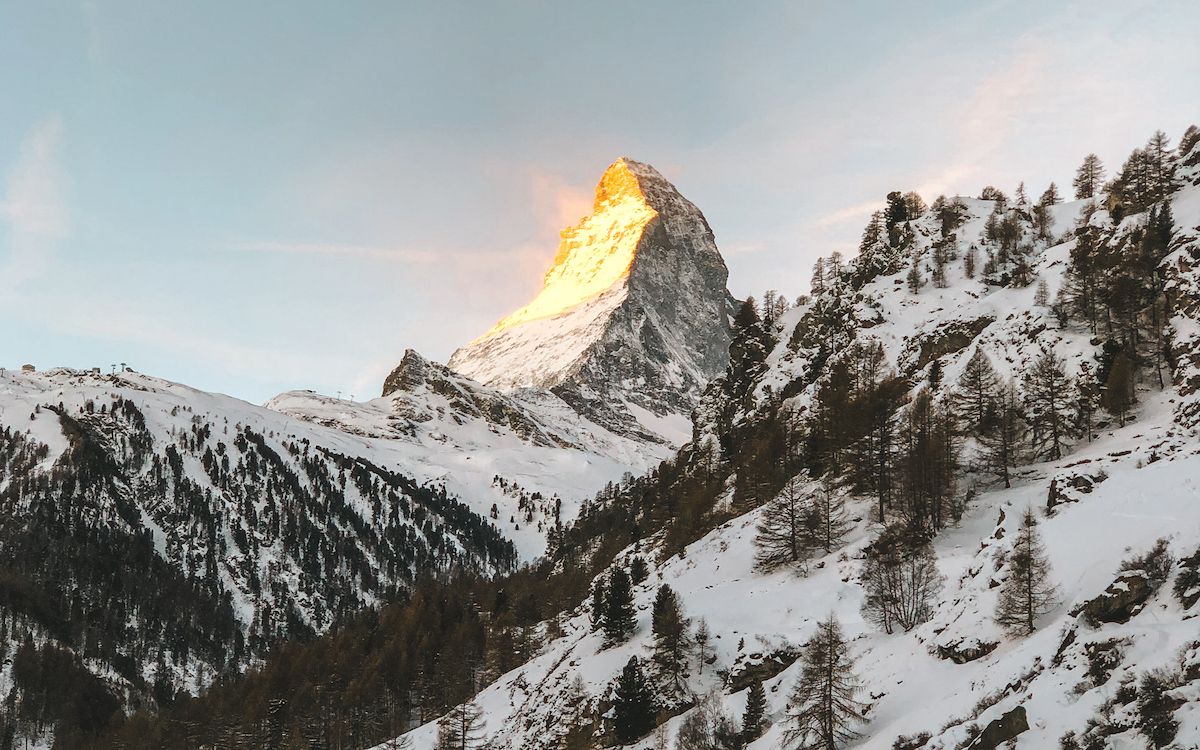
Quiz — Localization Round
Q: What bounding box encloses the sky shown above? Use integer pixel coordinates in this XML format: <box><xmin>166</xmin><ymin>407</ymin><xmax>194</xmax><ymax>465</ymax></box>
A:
<box><xmin>1</xmin><ymin>1</ymin><xmax>1197</xmax><ymax>403</ymax></box>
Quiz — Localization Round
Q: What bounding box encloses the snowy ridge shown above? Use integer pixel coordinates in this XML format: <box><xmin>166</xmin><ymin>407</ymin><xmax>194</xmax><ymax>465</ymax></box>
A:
<box><xmin>270</xmin><ymin>348</ymin><xmax>675</xmax><ymax>559</ymax></box>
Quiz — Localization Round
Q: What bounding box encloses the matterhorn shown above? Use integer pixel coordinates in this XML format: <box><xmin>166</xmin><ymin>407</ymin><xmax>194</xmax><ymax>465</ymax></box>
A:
<box><xmin>446</xmin><ymin>157</ymin><xmax>733</xmax><ymax>442</ymax></box>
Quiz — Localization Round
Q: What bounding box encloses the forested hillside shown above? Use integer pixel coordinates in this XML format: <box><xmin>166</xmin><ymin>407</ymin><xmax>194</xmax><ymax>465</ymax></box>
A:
<box><xmin>0</xmin><ymin>372</ymin><xmax>519</xmax><ymax>748</ymax></box>
<box><xmin>78</xmin><ymin>126</ymin><xmax>1200</xmax><ymax>749</ymax></box>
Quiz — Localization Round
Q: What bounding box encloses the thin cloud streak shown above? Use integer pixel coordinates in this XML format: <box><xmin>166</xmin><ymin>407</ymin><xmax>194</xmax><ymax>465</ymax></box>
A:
<box><xmin>233</xmin><ymin>240</ymin><xmax>441</xmax><ymax>263</ymax></box>
<box><xmin>0</xmin><ymin>116</ymin><xmax>68</xmax><ymax>294</ymax></box>
<box><xmin>814</xmin><ymin>200</ymin><xmax>884</xmax><ymax>229</ymax></box>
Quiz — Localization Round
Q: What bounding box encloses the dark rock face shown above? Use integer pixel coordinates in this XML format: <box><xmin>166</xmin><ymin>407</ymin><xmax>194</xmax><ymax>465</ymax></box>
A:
<box><xmin>902</xmin><ymin>315</ymin><xmax>995</xmax><ymax>374</ymax></box>
<box><xmin>936</xmin><ymin>638</ymin><xmax>999</xmax><ymax>664</ymax></box>
<box><xmin>1177</xmin><ymin>548</ymin><xmax>1200</xmax><ymax>610</ymax></box>
<box><xmin>724</xmin><ymin>648</ymin><xmax>800</xmax><ymax>693</ymax></box>
<box><xmin>967</xmin><ymin>706</ymin><xmax>1028</xmax><ymax>749</ymax></box>
<box><xmin>382</xmin><ymin>349</ymin><xmax>570</xmax><ymax>448</ymax></box>
<box><xmin>1075</xmin><ymin>570</ymin><xmax>1155</xmax><ymax>625</ymax></box>
<box><xmin>1046</xmin><ymin>470</ymin><xmax>1108</xmax><ymax>511</ymax></box>
<box><xmin>381</xmin><ymin>348</ymin><xmax>431</xmax><ymax>396</ymax></box>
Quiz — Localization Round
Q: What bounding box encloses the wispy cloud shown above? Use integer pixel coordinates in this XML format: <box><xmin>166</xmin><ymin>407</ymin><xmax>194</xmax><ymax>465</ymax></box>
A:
<box><xmin>0</xmin><ymin>116</ymin><xmax>68</xmax><ymax>292</ymax></box>
<box><xmin>232</xmin><ymin>240</ymin><xmax>440</xmax><ymax>263</ymax></box>
<box><xmin>528</xmin><ymin>168</ymin><xmax>592</xmax><ymax>237</ymax></box>
<box><xmin>813</xmin><ymin>200</ymin><xmax>884</xmax><ymax>229</ymax></box>
<box><xmin>23</xmin><ymin>293</ymin><xmax>338</xmax><ymax>396</ymax></box>
<box><xmin>914</xmin><ymin>44</ymin><xmax>1048</xmax><ymax>198</ymax></box>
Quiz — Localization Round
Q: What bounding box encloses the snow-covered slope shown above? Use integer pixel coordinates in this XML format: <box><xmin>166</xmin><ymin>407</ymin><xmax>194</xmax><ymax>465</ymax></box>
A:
<box><xmin>377</xmin><ymin>158</ymin><xmax>1200</xmax><ymax>750</ymax></box>
<box><xmin>0</xmin><ymin>362</ymin><xmax>667</xmax><ymax>738</ymax></box>
<box><xmin>445</xmin><ymin>158</ymin><xmax>732</xmax><ymax>442</ymax></box>
<box><xmin>269</xmin><ymin>349</ymin><xmax>675</xmax><ymax>559</ymax></box>
<box><xmin>388</xmin><ymin>420</ymin><xmax>1200</xmax><ymax>750</ymax></box>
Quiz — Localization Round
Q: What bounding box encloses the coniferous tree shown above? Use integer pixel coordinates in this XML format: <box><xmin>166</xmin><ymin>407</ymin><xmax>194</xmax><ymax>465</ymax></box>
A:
<box><xmin>1101</xmin><ymin>351</ymin><xmax>1134</xmax><ymax>426</ymax></box>
<box><xmin>1180</xmin><ymin>124</ymin><xmax>1200</xmax><ymax>165</ymax></box>
<box><xmin>1034</xmin><ymin>278</ymin><xmax>1050</xmax><ymax>307</ymax></box>
<box><xmin>604</xmin><ymin>567</ymin><xmax>636</xmax><ymax>644</ymax></box>
<box><xmin>860</xmin><ymin>526</ymin><xmax>944</xmax><ymax>634</ymax></box>
<box><xmin>1143</xmin><ymin>129</ymin><xmax>1179</xmax><ymax>204</ymax></box>
<box><xmin>936</xmin><ymin>197</ymin><xmax>967</xmax><ymax>238</ymax></box>
<box><xmin>978</xmin><ymin>381</ymin><xmax>1024</xmax><ymax>488</ymax></box>
<box><xmin>1038</xmin><ymin>182</ymin><xmax>1061</xmax><ymax>206</ymax></box>
<box><xmin>694</xmin><ymin>618</ymin><xmax>712</xmax><ymax>675</ymax></box>
<box><xmin>630</xmin><ymin>556</ymin><xmax>650</xmax><ymax>585</ymax></box>
<box><xmin>782</xmin><ymin>614</ymin><xmax>866</xmax><ymax>750</ymax></box>
<box><xmin>436</xmin><ymin>701</ymin><xmax>486</xmax><ymax>750</ymax></box>
<box><xmin>963</xmin><ymin>246</ymin><xmax>978</xmax><ymax>279</ymax></box>
<box><xmin>835</xmin><ymin>340</ymin><xmax>904</xmax><ymax>523</ymax></box>
<box><xmin>557</xmin><ymin>675</ymin><xmax>596</xmax><ymax>750</ymax></box>
<box><xmin>1022</xmin><ymin>348</ymin><xmax>1077</xmax><ymax>460</ymax></box>
<box><xmin>851</xmin><ymin>210</ymin><xmax>901</xmax><ymax>288</ymax></box>
<box><xmin>1110</xmin><ymin>147</ymin><xmax>1152</xmax><ymax>214</ymax></box>
<box><xmin>954</xmin><ymin>348</ymin><xmax>999</xmax><ymax>434</ymax></box>
<box><xmin>1073</xmin><ymin>154</ymin><xmax>1105</xmax><ymax>199</ymax></box>
<box><xmin>1140</xmin><ymin>202</ymin><xmax>1176</xmax><ymax>387</ymax></box>
<box><xmin>931</xmin><ymin>238</ymin><xmax>950</xmax><ymax>288</ymax></box>
<box><xmin>994</xmin><ymin>509</ymin><xmax>1058</xmax><ymax>634</ymax></box>
<box><xmin>754</xmin><ymin>475</ymin><xmax>811</xmax><ymax>572</ymax></box>
<box><xmin>650</xmin><ymin>585</ymin><xmax>691</xmax><ymax>695</ymax></box>
<box><xmin>612</xmin><ymin>657</ymin><xmax>657</xmax><ymax>743</ymax></box>
<box><xmin>903</xmin><ymin>191</ymin><xmax>927</xmax><ymax>219</ymax></box>
<box><xmin>896</xmin><ymin>391</ymin><xmax>957</xmax><ymax>534</ymax></box>
<box><xmin>806</xmin><ymin>481</ymin><xmax>852</xmax><ymax>553</ymax></box>
<box><xmin>905</xmin><ymin>256</ymin><xmax>923</xmax><ymax>294</ymax></box>
<box><xmin>1074</xmin><ymin>363</ymin><xmax>1099</xmax><ymax>443</ymax></box>
<box><xmin>885</xmin><ymin>191</ymin><xmax>911</xmax><ymax>248</ymax></box>
<box><xmin>590</xmin><ymin>579</ymin><xmax>607</xmax><ymax>630</ymax></box>
<box><xmin>1061</xmin><ymin>225</ymin><xmax>1102</xmax><ymax>333</ymax></box>
<box><xmin>741</xmin><ymin>680</ymin><xmax>767</xmax><ymax>744</ymax></box>
<box><xmin>979</xmin><ymin>185</ymin><xmax>1007</xmax><ymax>204</ymax></box>
<box><xmin>810</xmin><ymin>258</ymin><xmax>827</xmax><ymax>297</ymax></box>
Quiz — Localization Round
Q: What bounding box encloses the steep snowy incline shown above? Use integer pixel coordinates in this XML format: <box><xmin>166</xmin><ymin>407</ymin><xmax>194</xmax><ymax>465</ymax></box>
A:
<box><xmin>382</xmin><ymin>409</ymin><xmax>1200</xmax><ymax>750</ymax></box>
<box><xmin>376</xmin><ymin>164</ymin><xmax>1200</xmax><ymax>750</ymax></box>
<box><xmin>445</xmin><ymin>158</ymin><xmax>732</xmax><ymax>441</ymax></box>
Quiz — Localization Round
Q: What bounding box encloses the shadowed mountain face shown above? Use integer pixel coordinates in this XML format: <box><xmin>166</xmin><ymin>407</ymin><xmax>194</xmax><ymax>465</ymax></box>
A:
<box><xmin>443</xmin><ymin>158</ymin><xmax>732</xmax><ymax>441</ymax></box>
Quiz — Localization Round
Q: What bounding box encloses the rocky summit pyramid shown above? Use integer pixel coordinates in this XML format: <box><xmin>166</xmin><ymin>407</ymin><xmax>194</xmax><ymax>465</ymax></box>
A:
<box><xmin>446</xmin><ymin>157</ymin><xmax>732</xmax><ymax>441</ymax></box>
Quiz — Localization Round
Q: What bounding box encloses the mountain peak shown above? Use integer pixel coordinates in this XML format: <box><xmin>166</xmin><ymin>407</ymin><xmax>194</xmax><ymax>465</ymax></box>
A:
<box><xmin>441</xmin><ymin>157</ymin><xmax>730</xmax><ymax>442</ymax></box>
<box><xmin>593</xmin><ymin>157</ymin><xmax>665</xmax><ymax>208</ymax></box>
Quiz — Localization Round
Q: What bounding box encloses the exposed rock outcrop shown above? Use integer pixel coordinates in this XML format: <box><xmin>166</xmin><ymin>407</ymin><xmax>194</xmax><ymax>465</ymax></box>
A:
<box><xmin>1074</xmin><ymin>570</ymin><xmax>1155</xmax><ymax>625</ymax></box>
<box><xmin>967</xmin><ymin>706</ymin><xmax>1028</xmax><ymax>749</ymax></box>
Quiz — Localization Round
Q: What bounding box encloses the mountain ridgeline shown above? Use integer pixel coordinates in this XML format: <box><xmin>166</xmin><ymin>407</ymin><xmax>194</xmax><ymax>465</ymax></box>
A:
<box><xmin>446</xmin><ymin>158</ymin><xmax>733</xmax><ymax>442</ymax></box>
<box><xmin>8</xmin><ymin>128</ymin><xmax>1200</xmax><ymax>750</ymax></box>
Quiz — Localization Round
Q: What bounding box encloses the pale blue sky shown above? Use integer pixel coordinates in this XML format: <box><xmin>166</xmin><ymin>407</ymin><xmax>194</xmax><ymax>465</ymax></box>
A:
<box><xmin>2</xmin><ymin>1</ymin><xmax>1197</xmax><ymax>402</ymax></box>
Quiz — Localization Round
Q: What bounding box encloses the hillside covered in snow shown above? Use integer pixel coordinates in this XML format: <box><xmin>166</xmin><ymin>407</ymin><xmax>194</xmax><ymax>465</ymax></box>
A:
<box><xmin>84</xmin><ymin>125</ymin><xmax>1200</xmax><ymax>750</ymax></box>
<box><xmin>359</xmin><ymin>127</ymin><xmax>1200</xmax><ymax>750</ymax></box>
<box><xmin>6</xmin><ymin>126</ymin><xmax>1200</xmax><ymax>750</ymax></box>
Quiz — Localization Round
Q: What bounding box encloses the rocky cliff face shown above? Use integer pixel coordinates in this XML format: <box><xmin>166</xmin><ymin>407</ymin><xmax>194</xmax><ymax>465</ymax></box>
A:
<box><xmin>445</xmin><ymin>158</ymin><xmax>732</xmax><ymax>441</ymax></box>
